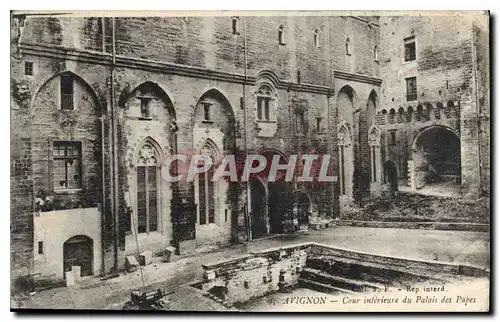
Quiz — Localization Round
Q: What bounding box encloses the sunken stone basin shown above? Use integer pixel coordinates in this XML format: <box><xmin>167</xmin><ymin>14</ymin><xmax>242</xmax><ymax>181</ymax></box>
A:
<box><xmin>191</xmin><ymin>242</ymin><xmax>488</xmax><ymax>311</ymax></box>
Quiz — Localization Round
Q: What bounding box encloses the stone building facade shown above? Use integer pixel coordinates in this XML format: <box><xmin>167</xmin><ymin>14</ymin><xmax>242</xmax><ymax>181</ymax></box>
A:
<box><xmin>375</xmin><ymin>14</ymin><xmax>490</xmax><ymax>199</ymax></box>
<box><xmin>10</xmin><ymin>12</ymin><xmax>488</xmax><ymax>281</ymax></box>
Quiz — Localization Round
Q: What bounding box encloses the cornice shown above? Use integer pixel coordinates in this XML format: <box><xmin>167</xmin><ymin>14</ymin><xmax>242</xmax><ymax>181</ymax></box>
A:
<box><xmin>333</xmin><ymin>70</ymin><xmax>382</xmax><ymax>86</ymax></box>
<box><xmin>19</xmin><ymin>42</ymin><xmax>335</xmax><ymax>95</ymax></box>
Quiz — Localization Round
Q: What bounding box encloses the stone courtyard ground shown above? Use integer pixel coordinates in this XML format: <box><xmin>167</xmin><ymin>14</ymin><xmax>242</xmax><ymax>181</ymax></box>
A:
<box><xmin>12</xmin><ymin>226</ymin><xmax>490</xmax><ymax>311</ymax></box>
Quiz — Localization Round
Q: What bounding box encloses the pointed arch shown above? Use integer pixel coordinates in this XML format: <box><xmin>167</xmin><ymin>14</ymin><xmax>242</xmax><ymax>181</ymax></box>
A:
<box><xmin>31</xmin><ymin>71</ymin><xmax>103</xmax><ymax>114</ymax></box>
<box><xmin>368</xmin><ymin>125</ymin><xmax>381</xmax><ymax>147</ymax></box>
<box><xmin>195</xmin><ymin>88</ymin><xmax>235</xmax><ymax>122</ymax></box>
<box><xmin>337</xmin><ymin>122</ymin><xmax>352</xmax><ymax>146</ymax></box>
<box><xmin>134</xmin><ymin>136</ymin><xmax>165</xmax><ymax>167</ymax></box>
<box><xmin>336</xmin><ymin>85</ymin><xmax>358</xmax><ymax>105</ymax></box>
<box><xmin>125</xmin><ymin>81</ymin><xmax>176</xmax><ymax>120</ymax></box>
<box><xmin>367</xmin><ymin>89</ymin><xmax>378</xmax><ymax>109</ymax></box>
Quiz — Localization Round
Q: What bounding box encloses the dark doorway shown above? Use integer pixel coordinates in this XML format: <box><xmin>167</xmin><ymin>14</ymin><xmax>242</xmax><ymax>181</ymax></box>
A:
<box><xmin>268</xmin><ymin>181</ymin><xmax>292</xmax><ymax>234</ymax></box>
<box><xmin>383</xmin><ymin>161</ymin><xmax>398</xmax><ymax>193</ymax></box>
<box><xmin>63</xmin><ymin>235</ymin><xmax>93</xmax><ymax>277</ymax></box>
<box><xmin>293</xmin><ymin>191</ymin><xmax>310</xmax><ymax>231</ymax></box>
<box><xmin>251</xmin><ymin>180</ymin><xmax>267</xmax><ymax>239</ymax></box>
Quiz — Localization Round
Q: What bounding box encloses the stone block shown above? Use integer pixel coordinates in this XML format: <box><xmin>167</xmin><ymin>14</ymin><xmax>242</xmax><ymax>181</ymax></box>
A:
<box><xmin>139</xmin><ymin>251</ymin><xmax>153</xmax><ymax>266</ymax></box>
<box><xmin>65</xmin><ymin>271</ymin><xmax>75</xmax><ymax>287</ymax></box>
<box><xmin>71</xmin><ymin>266</ymin><xmax>81</xmax><ymax>281</ymax></box>
<box><xmin>203</xmin><ymin>270</ymin><xmax>216</xmax><ymax>281</ymax></box>
<box><xmin>126</xmin><ymin>255</ymin><xmax>139</xmax><ymax>272</ymax></box>
<box><xmin>163</xmin><ymin>246</ymin><xmax>177</xmax><ymax>263</ymax></box>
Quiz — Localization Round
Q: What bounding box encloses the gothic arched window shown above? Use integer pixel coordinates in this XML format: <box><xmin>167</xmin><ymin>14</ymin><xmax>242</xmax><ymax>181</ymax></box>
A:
<box><xmin>136</xmin><ymin>142</ymin><xmax>160</xmax><ymax>233</ymax></box>
<box><xmin>338</xmin><ymin>124</ymin><xmax>351</xmax><ymax>195</ymax></box>
<box><xmin>198</xmin><ymin>141</ymin><xmax>217</xmax><ymax>225</ymax></box>
<box><xmin>256</xmin><ymin>84</ymin><xmax>275</xmax><ymax>121</ymax></box>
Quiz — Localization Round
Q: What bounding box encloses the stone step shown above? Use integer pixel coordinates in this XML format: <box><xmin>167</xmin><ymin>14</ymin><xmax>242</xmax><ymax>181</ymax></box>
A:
<box><xmin>297</xmin><ymin>278</ymin><xmax>356</xmax><ymax>295</ymax></box>
<box><xmin>301</xmin><ymin>267</ymin><xmax>384</xmax><ymax>292</ymax></box>
<box><xmin>306</xmin><ymin>256</ymin><xmax>446</xmax><ymax>286</ymax></box>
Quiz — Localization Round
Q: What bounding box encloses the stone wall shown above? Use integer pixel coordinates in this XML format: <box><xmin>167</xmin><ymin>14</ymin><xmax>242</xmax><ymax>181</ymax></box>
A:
<box><xmin>200</xmin><ymin>244</ymin><xmax>310</xmax><ymax>304</ymax></box>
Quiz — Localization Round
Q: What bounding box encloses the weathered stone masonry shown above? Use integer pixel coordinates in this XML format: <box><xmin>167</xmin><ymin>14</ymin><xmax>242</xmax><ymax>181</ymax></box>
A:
<box><xmin>10</xmin><ymin>13</ymin><xmax>488</xmax><ymax>281</ymax></box>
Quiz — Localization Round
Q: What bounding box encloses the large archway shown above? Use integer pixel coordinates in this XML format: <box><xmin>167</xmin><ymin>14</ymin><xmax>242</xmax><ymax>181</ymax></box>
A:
<box><xmin>63</xmin><ymin>235</ymin><xmax>94</xmax><ymax>277</ymax></box>
<box><xmin>412</xmin><ymin>126</ymin><xmax>461</xmax><ymax>191</ymax></box>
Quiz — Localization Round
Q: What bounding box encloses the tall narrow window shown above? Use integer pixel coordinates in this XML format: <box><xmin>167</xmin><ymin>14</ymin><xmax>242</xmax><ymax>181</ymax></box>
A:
<box><xmin>313</xmin><ymin>29</ymin><xmax>319</xmax><ymax>48</ymax></box>
<box><xmin>345</xmin><ymin>37</ymin><xmax>351</xmax><ymax>55</ymax></box>
<box><xmin>256</xmin><ymin>85</ymin><xmax>273</xmax><ymax>121</ymax></box>
<box><xmin>404</xmin><ymin>36</ymin><xmax>416</xmax><ymax>62</ymax></box>
<box><xmin>339</xmin><ymin>146</ymin><xmax>345</xmax><ymax>195</ymax></box>
<box><xmin>389</xmin><ymin>130</ymin><xmax>397</xmax><ymax>146</ymax></box>
<box><xmin>60</xmin><ymin>74</ymin><xmax>74</xmax><ymax>110</ymax></box>
<box><xmin>316</xmin><ymin>117</ymin><xmax>322</xmax><ymax>132</ymax></box>
<box><xmin>231</xmin><ymin>17</ymin><xmax>239</xmax><ymax>35</ymax></box>
<box><xmin>136</xmin><ymin>143</ymin><xmax>159</xmax><ymax>233</ymax></box>
<box><xmin>139</xmin><ymin>97</ymin><xmax>151</xmax><ymax>118</ymax></box>
<box><xmin>38</xmin><ymin>241</ymin><xmax>44</xmax><ymax>255</ymax></box>
<box><xmin>295</xmin><ymin>110</ymin><xmax>306</xmax><ymax>135</ymax></box>
<box><xmin>202</xmin><ymin>102</ymin><xmax>212</xmax><ymax>122</ymax></box>
<box><xmin>53</xmin><ymin>141</ymin><xmax>82</xmax><ymax>189</ymax></box>
<box><xmin>373</xmin><ymin>45</ymin><xmax>379</xmax><ymax>62</ymax></box>
<box><xmin>406</xmin><ymin>77</ymin><xmax>417</xmax><ymax>101</ymax></box>
<box><xmin>337</xmin><ymin>125</ymin><xmax>350</xmax><ymax>196</ymax></box>
<box><xmin>368</xmin><ymin>127</ymin><xmax>380</xmax><ymax>183</ymax></box>
<box><xmin>278</xmin><ymin>25</ymin><xmax>285</xmax><ymax>45</ymax></box>
<box><xmin>25</xmin><ymin>61</ymin><xmax>33</xmax><ymax>76</ymax></box>
<box><xmin>198</xmin><ymin>143</ymin><xmax>216</xmax><ymax>225</ymax></box>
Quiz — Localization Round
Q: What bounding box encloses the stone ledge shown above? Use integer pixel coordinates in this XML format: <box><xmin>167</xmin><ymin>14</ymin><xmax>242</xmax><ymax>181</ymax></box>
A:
<box><xmin>337</xmin><ymin>220</ymin><xmax>489</xmax><ymax>232</ymax></box>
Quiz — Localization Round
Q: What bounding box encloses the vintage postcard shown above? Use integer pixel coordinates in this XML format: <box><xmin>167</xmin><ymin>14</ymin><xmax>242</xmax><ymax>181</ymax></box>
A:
<box><xmin>10</xmin><ymin>10</ymin><xmax>490</xmax><ymax>312</ymax></box>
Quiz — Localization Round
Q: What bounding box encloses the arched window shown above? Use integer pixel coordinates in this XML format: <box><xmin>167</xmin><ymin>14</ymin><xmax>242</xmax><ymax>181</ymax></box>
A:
<box><xmin>338</xmin><ymin>124</ymin><xmax>351</xmax><ymax>195</ymax></box>
<box><xmin>373</xmin><ymin>45</ymin><xmax>379</xmax><ymax>61</ymax></box>
<box><xmin>368</xmin><ymin>126</ymin><xmax>380</xmax><ymax>183</ymax></box>
<box><xmin>313</xmin><ymin>29</ymin><xmax>319</xmax><ymax>48</ymax></box>
<box><xmin>198</xmin><ymin>141</ymin><xmax>217</xmax><ymax>225</ymax></box>
<box><xmin>345</xmin><ymin>37</ymin><xmax>351</xmax><ymax>55</ymax></box>
<box><xmin>136</xmin><ymin>141</ymin><xmax>160</xmax><ymax>233</ymax></box>
<box><xmin>278</xmin><ymin>25</ymin><xmax>285</xmax><ymax>45</ymax></box>
<box><xmin>256</xmin><ymin>84</ymin><xmax>274</xmax><ymax>121</ymax></box>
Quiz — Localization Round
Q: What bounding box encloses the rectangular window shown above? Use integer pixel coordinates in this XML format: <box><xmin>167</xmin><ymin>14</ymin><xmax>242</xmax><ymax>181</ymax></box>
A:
<box><xmin>38</xmin><ymin>241</ymin><xmax>43</xmax><ymax>255</ymax></box>
<box><xmin>53</xmin><ymin>141</ymin><xmax>82</xmax><ymax>190</ymax></box>
<box><xmin>316</xmin><ymin>117</ymin><xmax>322</xmax><ymax>132</ymax></box>
<box><xmin>295</xmin><ymin>111</ymin><xmax>305</xmax><ymax>134</ymax></box>
<box><xmin>389</xmin><ymin>130</ymin><xmax>397</xmax><ymax>146</ymax></box>
<box><xmin>406</xmin><ymin>77</ymin><xmax>417</xmax><ymax>101</ymax></box>
<box><xmin>208</xmin><ymin>168</ymin><xmax>215</xmax><ymax>224</ymax></box>
<box><xmin>257</xmin><ymin>97</ymin><xmax>263</xmax><ymax>120</ymax></box>
<box><xmin>137</xmin><ymin>166</ymin><xmax>158</xmax><ymax>233</ymax></box>
<box><xmin>25</xmin><ymin>62</ymin><xmax>33</xmax><ymax>76</ymax></box>
<box><xmin>140</xmin><ymin>98</ymin><xmax>151</xmax><ymax>118</ymax></box>
<box><xmin>199</xmin><ymin>172</ymin><xmax>206</xmax><ymax>225</ymax></box>
<box><xmin>404</xmin><ymin>37</ymin><xmax>416</xmax><ymax>62</ymax></box>
<box><xmin>148</xmin><ymin>166</ymin><xmax>158</xmax><ymax>232</ymax></box>
<box><xmin>202</xmin><ymin>102</ymin><xmax>212</xmax><ymax>121</ymax></box>
<box><xmin>137</xmin><ymin>166</ymin><xmax>147</xmax><ymax>233</ymax></box>
<box><xmin>232</xmin><ymin>17</ymin><xmax>239</xmax><ymax>35</ymax></box>
<box><xmin>264</xmin><ymin>98</ymin><xmax>270</xmax><ymax>121</ymax></box>
<box><xmin>60</xmin><ymin>75</ymin><xmax>74</xmax><ymax>110</ymax></box>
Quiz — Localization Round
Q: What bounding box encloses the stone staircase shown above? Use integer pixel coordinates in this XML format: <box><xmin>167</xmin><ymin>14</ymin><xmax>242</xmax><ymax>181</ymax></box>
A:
<box><xmin>297</xmin><ymin>255</ymin><xmax>447</xmax><ymax>295</ymax></box>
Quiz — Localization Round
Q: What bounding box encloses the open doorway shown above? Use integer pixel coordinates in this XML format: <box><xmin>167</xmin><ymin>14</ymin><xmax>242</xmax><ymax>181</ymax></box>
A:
<box><xmin>63</xmin><ymin>235</ymin><xmax>93</xmax><ymax>277</ymax></box>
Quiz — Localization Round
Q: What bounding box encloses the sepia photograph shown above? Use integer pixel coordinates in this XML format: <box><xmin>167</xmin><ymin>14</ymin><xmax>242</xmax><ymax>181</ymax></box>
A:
<box><xmin>9</xmin><ymin>9</ymin><xmax>490</xmax><ymax>312</ymax></box>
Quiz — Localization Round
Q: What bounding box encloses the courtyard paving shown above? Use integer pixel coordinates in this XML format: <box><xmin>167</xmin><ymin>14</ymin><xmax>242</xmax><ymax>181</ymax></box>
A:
<box><xmin>12</xmin><ymin>226</ymin><xmax>490</xmax><ymax>310</ymax></box>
